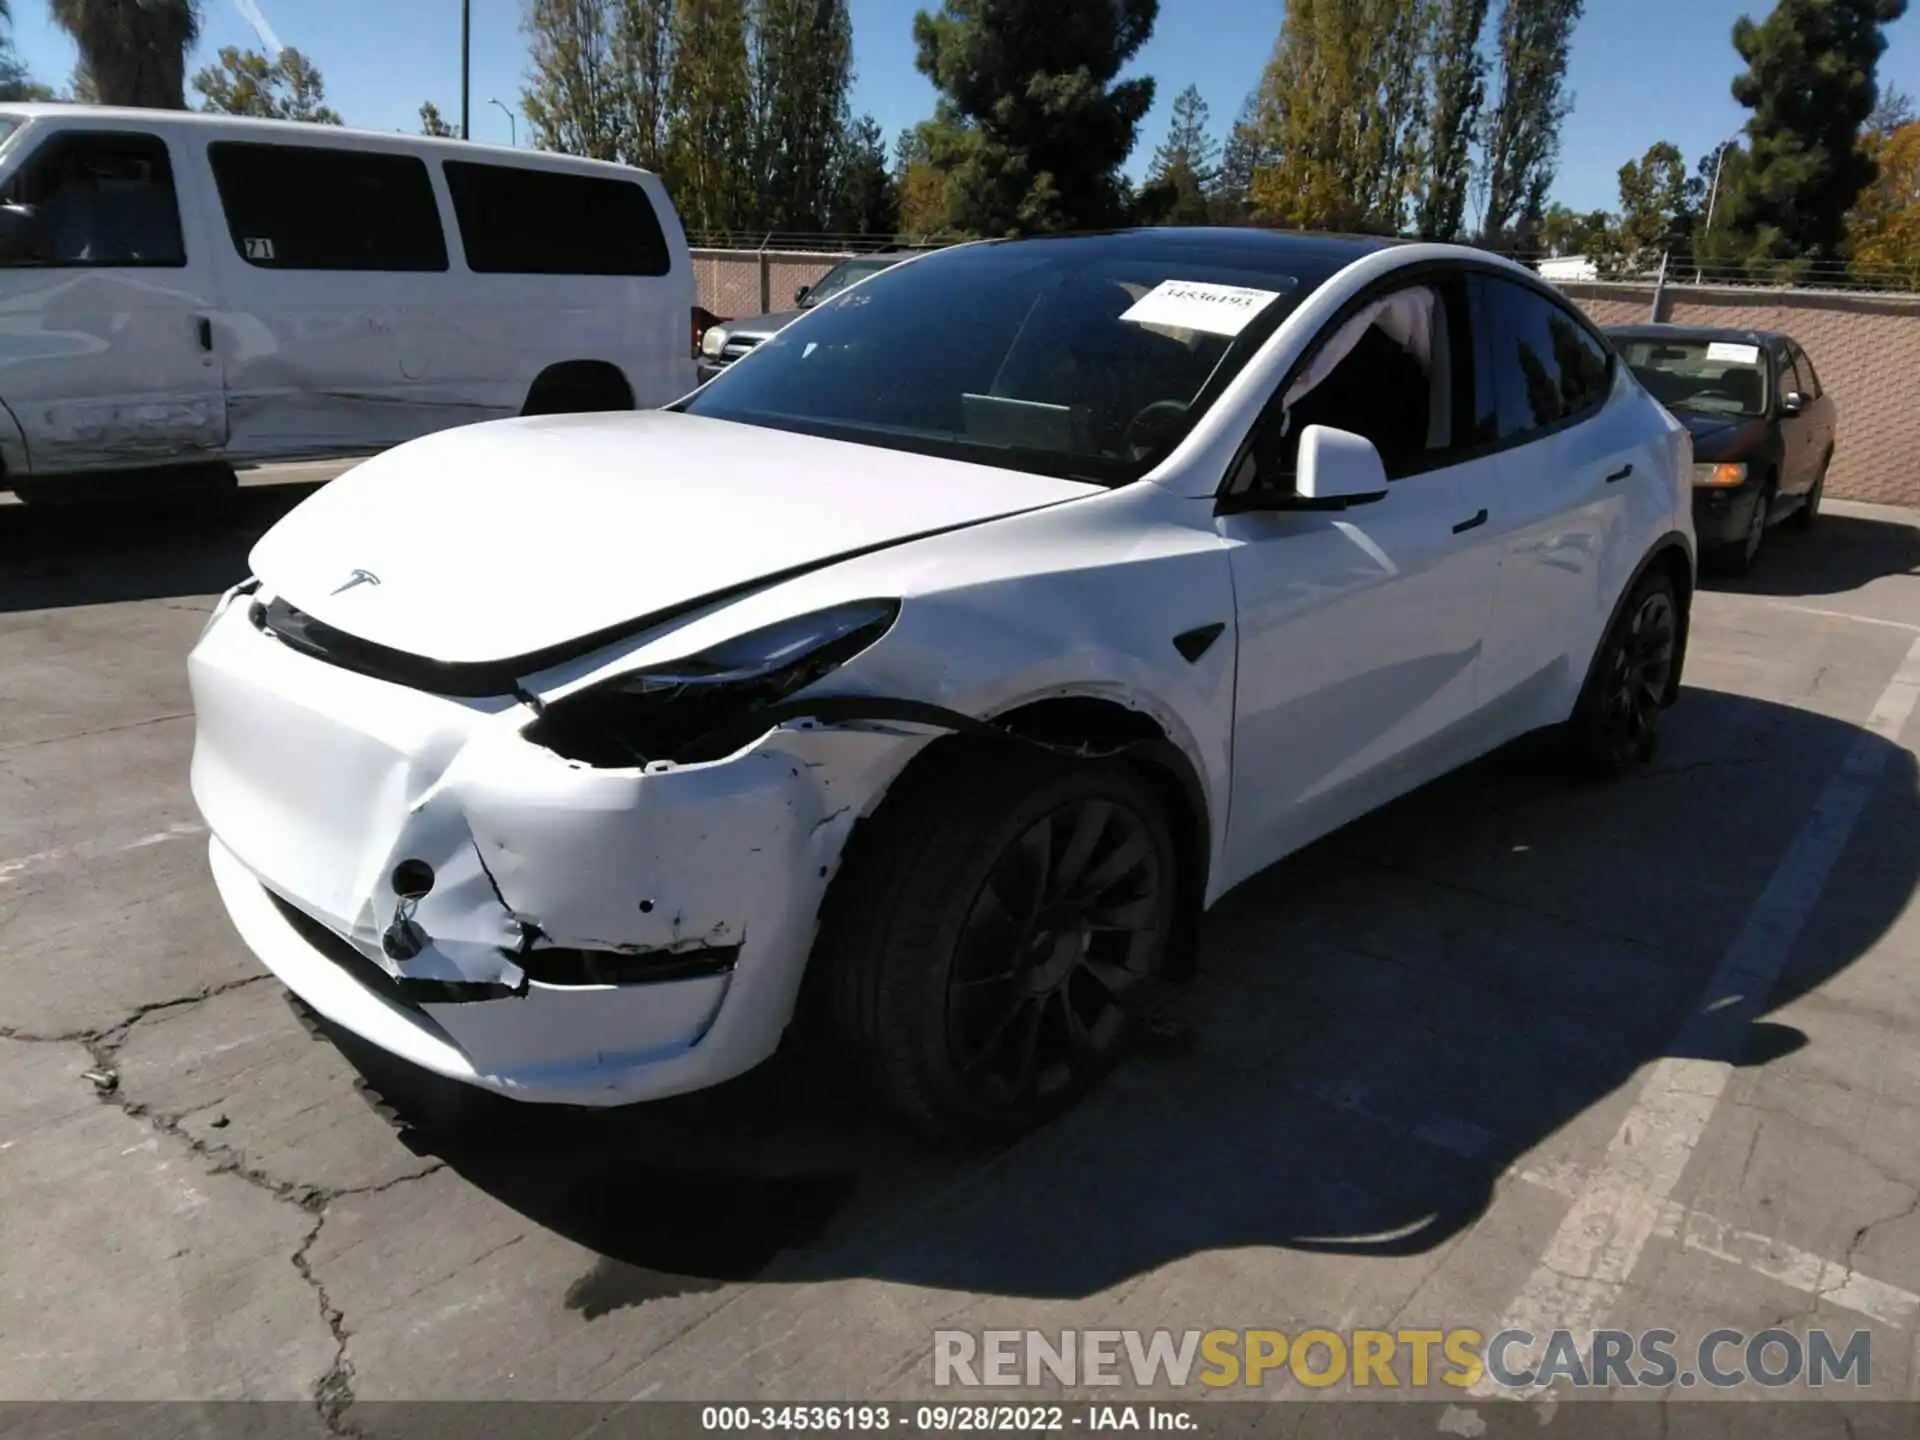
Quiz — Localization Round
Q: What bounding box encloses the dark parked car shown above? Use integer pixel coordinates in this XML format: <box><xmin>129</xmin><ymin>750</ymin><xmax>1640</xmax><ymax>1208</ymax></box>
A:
<box><xmin>695</xmin><ymin>247</ymin><xmax>937</xmax><ymax>382</ymax></box>
<box><xmin>1605</xmin><ymin>324</ymin><xmax>1838</xmax><ymax>574</ymax></box>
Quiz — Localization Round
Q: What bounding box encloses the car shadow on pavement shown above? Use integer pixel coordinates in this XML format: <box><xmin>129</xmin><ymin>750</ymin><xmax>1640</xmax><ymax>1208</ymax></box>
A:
<box><xmin>1700</xmin><ymin>509</ymin><xmax>1920</xmax><ymax>598</ymax></box>
<box><xmin>328</xmin><ymin>681</ymin><xmax>1920</xmax><ymax>1305</ymax></box>
<box><xmin>0</xmin><ymin>480</ymin><xmax>322</xmax><ymax>614</ymax></box>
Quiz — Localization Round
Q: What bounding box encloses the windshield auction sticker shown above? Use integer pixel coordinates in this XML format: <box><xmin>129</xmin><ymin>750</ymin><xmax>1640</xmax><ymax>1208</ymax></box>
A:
<box><xmin>1120</xmin><ymin>280</ymin><xmax>1282</xmax><ymax>338</ymax></box>
<box><xmin>1706</xmin><ymin>342</ymin><xmax>1762</xmax><ymax>364</ymax></box>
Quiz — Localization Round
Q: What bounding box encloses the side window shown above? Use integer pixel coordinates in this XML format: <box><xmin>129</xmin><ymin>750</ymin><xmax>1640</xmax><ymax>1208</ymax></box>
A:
<box><xmin>0</xmin><ymin>131</ymin><xmax>185</xmax><ymax>268</ymax></box>
<box><xmin>1790</xmin><ymin>343</ymin><xmax>1822</xmax><ymax>399</ymax></box>
<box><xmin>1473</xmin><ymin>275</ymin><xmax>1612</xmax><ymax>443</ymax></box>
<box><xmin>1227</xmin><ymin>278</ymin><xmax>1469</xmax><ymax>495</ymax></box>
<box><xmin>442</xmin><ymin>161</ymin><xmax>670</xmax><ymax>276</ymax></box>
<box><xmin>207</xmin><ymin>142</ymin><xmax>448</xmax><ymax>272</ymax></box>
<box><xmin>1776</xmin><ymin>346</ymin><xmax>1805</xmax><ymax>401</ymax></box>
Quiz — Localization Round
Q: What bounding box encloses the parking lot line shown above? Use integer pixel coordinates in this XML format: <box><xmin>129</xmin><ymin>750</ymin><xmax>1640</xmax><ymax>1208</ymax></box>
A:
<box><xmin>1471</xmin><ymin>633</ymin><xmax>1920</xmax><ymax>1399</ymax></box>
<box><xmin>0</xmin><ymin>821</ymin><xmax>206</xmax><ymax>885</ymax></box>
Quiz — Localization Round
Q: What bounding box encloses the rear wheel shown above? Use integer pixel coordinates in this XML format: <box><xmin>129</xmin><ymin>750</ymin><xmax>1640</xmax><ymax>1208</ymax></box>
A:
<box><xmin>821</xmin><ymin>748</ymin><xmax>1178</xmax><ymax>1142</ymax></box>
<box><xmin>1566</xmin><ymin>569</ymin><xmax>1680</xmax><ymax>779</ymax></box>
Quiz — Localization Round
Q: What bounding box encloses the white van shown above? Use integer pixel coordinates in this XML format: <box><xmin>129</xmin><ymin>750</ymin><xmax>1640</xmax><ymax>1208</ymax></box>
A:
<box><xmin>0</xmin><ymin>105</ymin><xmax>697</xmax><ymax>497</ymax></box>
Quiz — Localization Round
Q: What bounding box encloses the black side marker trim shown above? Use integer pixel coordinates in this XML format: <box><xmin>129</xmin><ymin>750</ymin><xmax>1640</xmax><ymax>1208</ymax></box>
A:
<box><xmin>1173</xmin><ymin>623</ymin><xmax>1226</xmax><ymax>663</ymax></box>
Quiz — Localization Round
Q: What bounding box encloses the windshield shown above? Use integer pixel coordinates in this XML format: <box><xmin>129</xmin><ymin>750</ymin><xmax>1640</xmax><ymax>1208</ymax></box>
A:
<box><xmin>801</xmin><ymin>256</ymin><xmax>899</xmax><ymax>308</ymax></box>
<box><xmin>679</xmin><ymin>237</ymin><xmax>1322</xmax><ymax>485</ymax></box>
<box><xmin>1618</xmin><ymin>337</ymin><xmax>1769</xmax><ymax>418</ymax></box>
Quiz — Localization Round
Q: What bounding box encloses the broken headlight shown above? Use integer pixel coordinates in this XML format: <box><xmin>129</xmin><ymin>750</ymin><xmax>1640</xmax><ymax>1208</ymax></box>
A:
<box><xmin>525</xmin><ymin>599</ymin><xmax>901</xmax><ymax>767</ymax></box>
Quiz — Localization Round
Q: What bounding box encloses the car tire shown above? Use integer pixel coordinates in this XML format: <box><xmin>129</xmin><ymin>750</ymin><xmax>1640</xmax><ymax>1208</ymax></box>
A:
<box><xmin>820</xmin><ymin>745</ymin><xmax>1179</xmax><ymax>1143</ymax></box>
<box><xmin>1565</xmin><ymin>568</ymin><xmax>1681</xmax><ymax>780</ymax></box>
<box><xmin>1785</xmin><ymin>451</ymin><xmax>1830</xmax><ymax>533</ymax></box>
<box><xmin>1719</xmin><ymin>476</ymin><xmax>1774</xmax><ymax>577</ymax></box>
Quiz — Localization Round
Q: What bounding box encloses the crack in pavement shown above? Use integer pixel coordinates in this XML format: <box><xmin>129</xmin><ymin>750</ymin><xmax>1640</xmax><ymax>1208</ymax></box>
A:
<box><xmin>6</xmin><ymin>974</ymin><xmax>445</xmax><ymax>1436</ymax></box>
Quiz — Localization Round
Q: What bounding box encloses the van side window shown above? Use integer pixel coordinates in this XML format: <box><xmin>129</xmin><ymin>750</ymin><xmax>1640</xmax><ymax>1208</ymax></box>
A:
<box><xmin>442</xmin><ymin>161</ymin><xmax>670</xmax><ymax>276</ymax></box>
<box><xmin>208</xmin><ymin>143</ymin><xmax>448</xmax><ymax>272</ymax></box>
<box><xmin>0</xmin><ymin>131</ymin><xmax>185</xmax><ymax>268</ymax></box>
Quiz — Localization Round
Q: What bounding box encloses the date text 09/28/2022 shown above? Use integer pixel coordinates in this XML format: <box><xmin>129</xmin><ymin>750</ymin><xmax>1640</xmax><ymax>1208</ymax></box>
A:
<box><xmin>700</xmin><ymin>1406</ymin><xmax>1195</xmax><ymax>1432</ymax></box>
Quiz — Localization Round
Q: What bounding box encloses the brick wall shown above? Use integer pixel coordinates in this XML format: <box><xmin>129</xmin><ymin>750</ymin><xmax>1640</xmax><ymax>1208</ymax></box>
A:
<box><xmin>691</xmin><ymin>249</ymin><xmax>1920</xmax><ymax>508</ymax></box>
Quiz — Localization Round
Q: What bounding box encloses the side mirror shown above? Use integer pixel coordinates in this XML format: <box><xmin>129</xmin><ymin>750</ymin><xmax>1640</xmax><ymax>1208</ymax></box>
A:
<box><xmin>794</xmin><ymin>284</ymin><xmax>812</xmax><ymax>305</ymax></box>
<box><xmin>1779</xmin><ymin>391</ymin><xmax>1807</xmax><ymax>417</ymax></box>
<box><xmin>1296</xmin><ymin>425</ymin><xmax>1390</xmax><ymax>507</ymax></box>
<box><xmin>0</xmin><ymin>203</ymin><xmax>47</xmax><ymax>265</ymax></box>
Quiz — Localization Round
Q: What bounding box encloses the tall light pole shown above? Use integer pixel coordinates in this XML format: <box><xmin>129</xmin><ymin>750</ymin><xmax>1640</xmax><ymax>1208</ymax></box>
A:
<box><xmin>460</xmin><ymin>0</ymin><xmax>471</xmax><ymax>140</ymax></box>
<box><xmin>1698</xmin><ymin>134</ymin><xmax>1741</xmax><ymax>279</ymax></box>
<box><xmin>490</xmin><ymin>97</ymin><xmax>516</xmax><ymax>147</ymax></box>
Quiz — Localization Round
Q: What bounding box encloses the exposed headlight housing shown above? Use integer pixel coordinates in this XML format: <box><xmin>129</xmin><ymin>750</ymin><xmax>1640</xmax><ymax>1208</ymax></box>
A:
<box><xmin>700</xmin><ymin>324</ymin><xmax>730</xmax><ymax>359</ymax></box>
<box><xmin>1692</xmin><ymin>461</ymin><xmax>1749</xmax><ymax>488</ymax></box>
<box><xmin>525</xmin><ymin>599</ymin><xmax>901</xmax><ymax>767</ymax></box>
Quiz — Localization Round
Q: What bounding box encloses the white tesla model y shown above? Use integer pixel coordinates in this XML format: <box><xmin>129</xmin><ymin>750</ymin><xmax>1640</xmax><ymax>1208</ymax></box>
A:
<box><xmin>190</xmin><ymin>229</ymin><xmax>1695</xmax><ymax>1140</ymax></box>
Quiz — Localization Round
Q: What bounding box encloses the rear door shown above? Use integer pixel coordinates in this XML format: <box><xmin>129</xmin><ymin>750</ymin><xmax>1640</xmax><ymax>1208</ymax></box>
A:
<box><xmin>0</xmin><ymin>125</ymin><xmax>225</xmax><ymax>474</ymax></box>
<box><xmin>1468</xmin><ymin>272</ymin><xmax>1648</xmax><ymax>731</ymax></box>
<box><xmin>199</xmin><ymin>138</ymin><xmax>456</xmax><ymax>460</ymax></box>
<box><xmin>1789</xmin><ymin>340</ymin><xmax>1836</xmax><ymax>484</ymax></box>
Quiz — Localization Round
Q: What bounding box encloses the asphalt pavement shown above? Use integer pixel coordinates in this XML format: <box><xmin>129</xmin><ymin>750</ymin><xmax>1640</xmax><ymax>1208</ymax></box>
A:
<box><xmin>5</xmin><ymin>466</ymin><xmax>1920</xmax><ymax>1431</ymax></box>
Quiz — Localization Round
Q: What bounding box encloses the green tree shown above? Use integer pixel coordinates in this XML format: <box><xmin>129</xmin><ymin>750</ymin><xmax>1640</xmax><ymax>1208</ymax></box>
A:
<box><xmin>1728</xmin><ymin>0</ymin><xmax>1910</xmax><ymax>267</ymax></box>
<box><xmin>615</xmin><ymin>0</ymin><xmax>676</xmax><ymax>171</ymax></box>
<box><xmin>826</xmin><ymin>112</ymin><xmax>897</xmax><ymax>235</ymax></box>
<box><xmin>910</xmin><ymin>0</ymin><xmax>1158</xmax><ymax>236</ymax></box>
<box><xmin>1590</xmin><ymin>140</ymin><xmax>1690</xmax><ymax>275</ymax></box>
<box><xmin>1248</xmin><ymin>0</ymin><xmax>1427</xmax><ymax>233</ymax></box>
<box><xmin>192</xmin><ymin>46</ymin><xmax>341</xmax><ymax>123</ymax></box>
<box><xmin>50</xmin><ymin>0</ymin><xmax>200</xmax><ymax>109</ymax></box>
<box><xmin>1214</xmin><ymin>90</ymin><xmax>1272</xmax><ymax>221</ymax></box>
<box><xmin>0</xmin><ymin>1</ymin><xmax>53</xmax><ymax>101</ymax></box>
<box><xmin>1414</xmin><ymin>0</ymin><xmax>1490</xmax><ymax>239</ymax></box>
<box><xmin>1140</xmin><ymin>84</ymin><xmax>1219</xmax><ymax>225</ymax></box>
<box><xmin>1479</xmin><ymin>0</ymin><xmax>1585</xmax><ymax>247</ymax></box>
<box><xmin>1538</xmin><ymin>202</ymin><xmax>1609</xmax><ymax>256</ymax></box>
<box><xmin>746</xmin><ymin>0</ymin><xmax>853</xmax><ymax>231</ymax></box>
<box><xmin>419</xmin><ymin>101</ymin><xmax>457</xmax><ymax>138</ymax></box>
<box><xmin>523</xmin><ymin>0</ymin><xmax>626</xmax><ymax>160</ymax></box>
<box><xmin>666</xmin><ymin>0</ymin><xmax>752</xmax><ymax>233</ymax></box>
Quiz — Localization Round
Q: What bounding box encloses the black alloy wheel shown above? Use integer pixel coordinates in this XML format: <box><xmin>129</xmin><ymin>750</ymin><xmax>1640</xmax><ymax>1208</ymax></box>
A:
<box><xmin>945</xmin><ymin>797</ymin><xmax>1165</xmax><ymax>1107</ymax></box>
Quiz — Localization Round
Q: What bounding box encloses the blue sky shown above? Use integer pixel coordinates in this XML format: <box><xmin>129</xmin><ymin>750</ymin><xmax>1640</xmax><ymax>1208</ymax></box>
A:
<box><xmin>8</xmin><ymin>0</ymin><xmax>1918</xmax><ymax>216</ymax></box>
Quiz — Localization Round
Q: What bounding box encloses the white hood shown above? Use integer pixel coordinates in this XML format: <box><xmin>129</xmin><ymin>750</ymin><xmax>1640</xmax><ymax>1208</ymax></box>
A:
<box><xmin>250</xmin><ymin>411</ymin><xmax>1102</xmax><ymax>666</ymax></box>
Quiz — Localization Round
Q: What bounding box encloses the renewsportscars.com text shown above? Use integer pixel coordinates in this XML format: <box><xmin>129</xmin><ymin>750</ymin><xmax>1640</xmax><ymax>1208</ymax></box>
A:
<box><xmin>932</xmin><ymin>1327</ymin><xmax>1872</xmax><ymax>1390</ymax></box>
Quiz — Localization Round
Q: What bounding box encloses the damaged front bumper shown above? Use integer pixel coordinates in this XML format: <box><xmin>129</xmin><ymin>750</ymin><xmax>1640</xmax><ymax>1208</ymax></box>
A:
<box><xmin>188</xmin><ymin>594</ymin><xmax>920</xmax><ymax>1106</ymax></box>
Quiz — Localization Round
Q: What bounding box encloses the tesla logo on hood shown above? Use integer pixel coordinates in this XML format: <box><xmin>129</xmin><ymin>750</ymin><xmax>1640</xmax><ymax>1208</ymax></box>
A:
<box><xmin>330</xmin><ymin>568</ymin><xmax>381</xmax><ymax>596</ymax></box>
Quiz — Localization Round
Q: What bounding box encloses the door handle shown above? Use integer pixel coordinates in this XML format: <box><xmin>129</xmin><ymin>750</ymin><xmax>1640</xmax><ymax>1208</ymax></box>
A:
<box><xmin>1452</xmin><ymin>508</ymin><xmax>1488</xmax><ymax>534</ymax></box>
<box><xmin>195</xmin><ymin>316</ymin><xmax>213</xmax><ymax>352</ymax></box>
<box><xmin>1605</xmin><ymin>463</ymin><xmax>1633</xmax><ymax>483</ymax></box>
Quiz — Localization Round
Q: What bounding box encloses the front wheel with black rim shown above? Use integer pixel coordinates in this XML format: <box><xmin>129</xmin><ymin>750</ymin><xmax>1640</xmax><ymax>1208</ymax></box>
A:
<box><xmin>820</xmin><ymin>749</ymin><xmax>1179</xmax><ymax>1143</ymax></box>
<box><xmin>1565</xmin><ymin>569</ymin><xmax>1680</xmax><ymax>779</ymax></box>
<box><xmin>1718</xmin><ymin>481</ymin><xmax>1772</xmax><ymax>577</ymax></box>
<box><xmin>1785</xmin><ymin>452</ymin><xmax>1830</xmax><ymax>533</ymax></box>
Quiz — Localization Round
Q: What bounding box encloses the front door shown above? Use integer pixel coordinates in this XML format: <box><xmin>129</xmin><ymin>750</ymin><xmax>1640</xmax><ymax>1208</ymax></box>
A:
<box><xmin>1216</xmin><ymin>272</ymin><xmax>1501</xmax><ymax>891</ymax></box>
<box><xmin>0</xmin><ymin>128</ymin><xmax>224</xmax><ymax>475</ymax></box>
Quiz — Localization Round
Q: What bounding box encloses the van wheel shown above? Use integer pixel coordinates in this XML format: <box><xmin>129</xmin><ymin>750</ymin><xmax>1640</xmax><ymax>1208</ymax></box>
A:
<box><xmin>820</xmin><ymin>747</ymin><xmax>1178</xmax><ymax>1143</ymax></box>
<box><xmin>1565</xmin><ymin>569</ymin><xmax>1679</xmax><ymax>779</ymax></box>
<box><xmin>521</xmin><ymin>363</ymin><xmax>634</xmax><ymax>416</ymax></box>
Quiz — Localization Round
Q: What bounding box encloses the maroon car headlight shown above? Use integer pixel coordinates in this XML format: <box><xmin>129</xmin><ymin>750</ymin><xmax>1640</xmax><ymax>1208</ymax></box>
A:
<box><xmin>525</xmin><ymin>599</ymin><xmax>900</xmax><ymax>767</ymax></box>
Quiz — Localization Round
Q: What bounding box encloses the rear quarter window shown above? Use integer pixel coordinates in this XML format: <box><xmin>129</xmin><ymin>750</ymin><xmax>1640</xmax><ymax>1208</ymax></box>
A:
<box><xmin>207</xmin><ymin>141</ymin><xmax>448</xmax><ymax>271</ymax></box>
<box><xmin>442</xmin><ymin>161</ymin><xmax>670</xmax><ymax>276</ymax></box>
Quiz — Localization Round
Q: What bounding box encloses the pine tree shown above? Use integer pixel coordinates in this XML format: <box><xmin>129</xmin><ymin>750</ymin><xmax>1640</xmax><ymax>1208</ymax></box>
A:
<box><xmin>1142</xmin><ymin>84</ymin><xmax>1219</xmax><ymax>225</ymax></box>
<box><xmin>1480</xmin><ymin>0</ymin><xmax>1585</xmax><ymax>248</ymax></box>
<box><xmin>1729</xmin><ymin>0</ymin><xmax>1909</xmax><ymax>266</ymax></box>
<box><xmin>419</xmin><ymin>101</ymin><xmax>457</xmax><ymax>138</ymax></box>
<box><xmin>1214</xmin><ymin>90</ymin><xmax>1272</xmax><ymax>220</ymax></box>
<box><xmin>827</xmin><ymin>113</ymin><xmax>898</xmax><ymax>235</ymax></box>
<box><xmin>1414</xmin><ymin>0</ymin><xmax>1490</xmax><ymax>240</ymax></box>
<box><xmin>910</xmin><ymin>0</ymin><xmax>1158</xmax><ymax>235</ymax></box>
